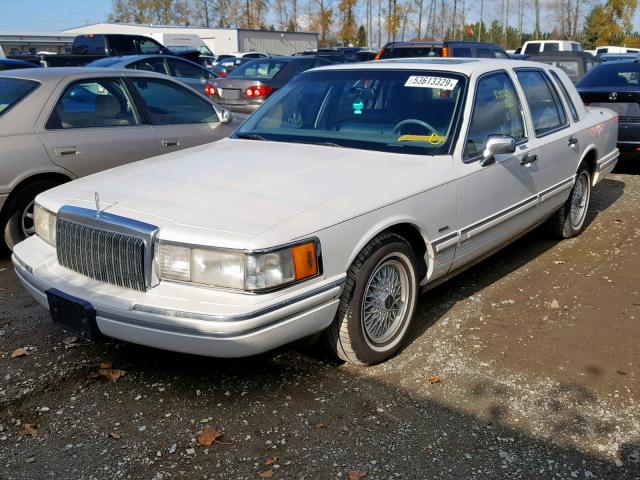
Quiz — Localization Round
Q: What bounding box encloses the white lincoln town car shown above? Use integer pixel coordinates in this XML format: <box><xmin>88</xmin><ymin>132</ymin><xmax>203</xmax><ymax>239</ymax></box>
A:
<box><xmin>12</xmin><ymin>59</ymin><xmax>619</xmax><ymax>365</ymax></box>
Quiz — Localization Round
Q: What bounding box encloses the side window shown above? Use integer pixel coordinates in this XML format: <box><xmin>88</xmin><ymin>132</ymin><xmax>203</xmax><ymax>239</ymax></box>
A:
<box><xmin>550</xmin><ymin>70</ymin><xmax>579</xmax><ymax>122</ymax></box>
<box><xmin>544</xmin><ymin>43</ymin><xmax>559</xmax><ymax>52</ymax></box>
<box><xmin>46</xmin><ymin>78</ymin><xmax>140</xmax><ymax>130</ymax></box>
<box><xmin>524</xmin><ymin>42</ymin><xmax>541</xmax><ymax>54</ymax></box>
<box><xmin>452</xmin><ymin>47</ymin><xmax>472</xmax><ymax>57</ymax></box>
<box><xmin>137</xmin><ymin>38</ymin><xmax>165</xmax><ymax>54</ymax></box>
<box><xmin>130</xmin><ymin>78</ymin><xmax>217</xmax><ymax>125</ymax></box>
<box><xmin>167</xmin><ymin>58</ymin><xmax>211</xmax><ymax>80</ymax></box>
<box><xmin>108</xmin><ymin>36</ymin><xmax>137</xmax><ymax>55</ymax></box>
<box><xmin>476</xmin><ymin>49</ymin><xmax>494</xmax><ymax>58</ymax></box>
<box><xmin>464</xmin><ymin>72</ymin><xmax>526</xmax><ymax>159</ymax></box>
<box><xmin>494</xmin><ymin>50</ymin><xmax>510</xmax><ymax>59</ymax></box>
<box><xmin>516</xmin><ymin>70</ymin><xmax>568</xmax><ymax>136</ymax></box>
<box><xmin>129</xmin><ymin>57</ymin><xmax>169</xmax><ymax>75</ymax></box>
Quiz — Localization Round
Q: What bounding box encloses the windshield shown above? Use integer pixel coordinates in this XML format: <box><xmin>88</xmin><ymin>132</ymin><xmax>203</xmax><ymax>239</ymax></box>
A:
<box><xmin>228</xmin><ymin>59</ymin><xmax>287</xmax><ymax>79</ymax></box>
<box><xmin>235</xmin><ymin>69</ymin><xmax>466</xmax><ymax>155</ymax></box>
<box><xmin>379</xmin><ymin>46</ymin><xmax>443</xmax><ymax>59</ymax></box>
<box><xmin>578</xmin><ymin>62</ymin><xmax>640</xmax><ymax>87</ymax></box>
<box><xmin>0</xmin><ymin>78</ymin><xmax>39</xmax><ymax>116</ymax></box>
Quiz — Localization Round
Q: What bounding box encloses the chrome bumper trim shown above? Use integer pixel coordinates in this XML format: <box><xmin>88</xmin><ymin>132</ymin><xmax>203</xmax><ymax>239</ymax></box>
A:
<box><xmin>131</xmin><ymin>275</ymin><xmax>346</xmax><ymax>322</ymax></box>
<box><xmin>597</xmin><ymin>148</ymin><xmax>619</xmax><ymax>172</ymax></box>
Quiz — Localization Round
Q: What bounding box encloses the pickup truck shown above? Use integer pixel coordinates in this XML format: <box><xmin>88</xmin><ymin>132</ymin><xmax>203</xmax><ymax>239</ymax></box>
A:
<box><xmin>7</xmin><ymin>34</ymin><xmax>196</xmax><ymax>67</ymax></box>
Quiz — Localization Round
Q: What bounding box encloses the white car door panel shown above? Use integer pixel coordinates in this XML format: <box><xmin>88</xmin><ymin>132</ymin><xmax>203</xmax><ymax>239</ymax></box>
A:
<box><xmin>452</xmin><ymin>71</ymin><xmax>539</xmax><ymax>271</ymax></box>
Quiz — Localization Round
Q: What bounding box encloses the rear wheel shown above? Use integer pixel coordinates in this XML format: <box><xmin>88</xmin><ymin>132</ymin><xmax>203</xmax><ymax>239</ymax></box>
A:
<box><xmin>549</xmin><ymin>163</ymin><xmax>591</xmax><ymax>239</ymax></box>
<box><xmin>324</xmin><ymin>232</ymin><xmax>419</xmax><ymax>365</ymax></box>
<box><xmin>2</xmin><ymin>181</ymin><xmax>60</xmax><ymax>250</ymax></box>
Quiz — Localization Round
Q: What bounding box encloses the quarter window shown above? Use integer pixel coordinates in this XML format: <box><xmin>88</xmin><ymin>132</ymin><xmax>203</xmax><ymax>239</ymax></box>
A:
<box><xmin>464</xmin><ymin>72</ymin><xmax>526</xmax><ymax>159</ymax></box>
<box><xmin>516</xmin><ymin>70</ymin><xmax>567</xmax><ymax>136</ymax></box>
<box><xmin>129</xmin><ymin>57</ymin><xmax>169</xmax><ymax>75</ymax></box>
<box><xmin>46</xmin><ymin>78</ymin><xmax>140</xmax><ymax>129</ymax></box>
<box><xmin>550</xmin><ymin>70</ymin><xmax>579</xmax><ymax>122</ymax></box>
<box><xmin>166</xmin><ymin>58</ymin><xmax>212</xmax><ymax>80</ymax></box>
<box><xmin>130</xmin><ymin>78</ymin><xmax>217</xmax><ymax>125</ymax></box>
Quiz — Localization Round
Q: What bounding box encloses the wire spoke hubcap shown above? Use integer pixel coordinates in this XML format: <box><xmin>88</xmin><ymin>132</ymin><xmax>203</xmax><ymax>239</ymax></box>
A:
<box><xmin>21</xmin><ymin>200</ymin><xmax>36</xmax><ymax>237</ymax></box>
<box><xmin>362</xmin><ymin>259</ymin><xmax>410</xmax><ymax>344</ymax></box>
<box><xmin>570</xmin><ymin>173</ymin><xmax>589</xmax><ymax>228</ymax></box>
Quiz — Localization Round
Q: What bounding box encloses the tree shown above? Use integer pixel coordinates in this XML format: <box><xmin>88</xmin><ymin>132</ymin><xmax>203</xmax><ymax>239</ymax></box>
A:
<box><xmin>338</xmin><ymin>0</ymin><xmax>358</xmax><ymax>45</ymax></box>
<box><xmin>108</xmin><ymin>0</ymin><xmax>191</xmax><ymax>25</ymax></box>
<box><xmin>357</xmin><ymin>25</ymin><xmax>367</xmax><ymax>45</ymax></box>
<box><xmin>581</xmin><ymin>0</ymin><xmax>637</xmax><ymax>47</ymax></box>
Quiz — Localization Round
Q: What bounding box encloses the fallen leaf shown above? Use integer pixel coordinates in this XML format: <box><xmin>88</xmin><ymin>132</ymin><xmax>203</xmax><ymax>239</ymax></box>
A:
<box><xmin>348</xmin><ymin>470</ymin><xmax>368</xmax><ymax>480</ymax></box>
<box><xmin>427</xmin><ymin>375</ymin><xmax>442</xmax><ymax>384</ymax></box>
<box><xmin>98</xmin><ymin>368</ymin><xmax>126</xmax><ymax>382</ymax></box>
<box><xmin>19</xmin><ymin>423</ymin><xmax>38</xmax><ymax>437</ymax></box>
<box><xmin>99</xmin><ymin>362</ymin><xmax>113</xmax><ymax>369</ymax></box>
<box><xmin>109</xmin><ymin>432</ymin><xmax>121</xmax><ymax>439</ymax></box>
<box><xmin>265</xmin><ymin>457</ymin><xmax>277</xmax><ymax>465</ymax></box>
<box><xmin>258</xmin><ymin>470</ymin><xmax>273</xmax><ymax>478</ymax></box>
<box><xmin>553</xmin><ymin>260</ymin><xmax>565</xmax><ymax>265</ymax></box>
<box><xmin>313</xmin><ymin>421</ymin><xmax>326</xmax><ymax>430</ymax></box>
<box><xmin>197</xmin><ymin>425</ymin><xmax>227</xmax><ymax>446</ymax></box>
<box><xmin>616</xmin><ymin>370</ymin><xmax>628</xmax><ymax>376</ymax></box>
<box><xmin>11</xmin><ymin>348</ymin><xmax>29</xmax><ymax>358</ymax></box>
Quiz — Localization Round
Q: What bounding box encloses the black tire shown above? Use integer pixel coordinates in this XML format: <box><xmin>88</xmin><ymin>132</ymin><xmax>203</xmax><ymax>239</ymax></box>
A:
<box><xmin>2</xmin><ymin>180</ymin><xmax>60</xmax><ymax>250</ymax></box>
<box><xmin>548</xmin><ymin>163</ymin><xmax>592</xmax><ymax>239</ymax></box>
<box><xmin>324</xmin><ymin>232</ymin><xmax>419</xmax><ymax>365</ymax></box>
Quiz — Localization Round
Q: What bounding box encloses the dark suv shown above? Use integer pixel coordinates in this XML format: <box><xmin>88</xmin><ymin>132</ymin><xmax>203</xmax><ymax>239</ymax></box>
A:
<box><xmin>375</xmin><ymin>41</ymin><xmax>509</xmax><ymax>60</ymax></box>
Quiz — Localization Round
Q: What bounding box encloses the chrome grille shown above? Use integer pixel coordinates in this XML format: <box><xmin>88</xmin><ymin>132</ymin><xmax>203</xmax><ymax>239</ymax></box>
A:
<box><xmin>56</xmin><ymin>214</ymin><xmax>152</xmax><ymax>292</ymax></box>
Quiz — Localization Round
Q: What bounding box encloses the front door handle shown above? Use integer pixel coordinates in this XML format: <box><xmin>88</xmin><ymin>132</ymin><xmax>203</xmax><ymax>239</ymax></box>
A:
<box><xmin>568</xmin><ymin>136</ymin><xmax>578</xmax><ymax>147</ymax></box>
<box><xmin>521</xmin><ymin>153</ymin><xmax>538</xmax><ymax>166</ymax></box>
<box><xmin>162</xmin><ymin>139</ymin><xmax>180</xmax><ymax>147</ymax></box>
<box><xmin>54</xmin><ymin>147</ymin><xmax>79</xmax><ymax>157</ymax></box>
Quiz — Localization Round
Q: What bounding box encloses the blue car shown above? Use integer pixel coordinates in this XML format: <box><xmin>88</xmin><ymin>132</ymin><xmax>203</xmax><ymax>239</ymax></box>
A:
<box><xmin>0</xmin><ymin>59</ymin><xmax>40</xmax><ymax>71</ymax></box>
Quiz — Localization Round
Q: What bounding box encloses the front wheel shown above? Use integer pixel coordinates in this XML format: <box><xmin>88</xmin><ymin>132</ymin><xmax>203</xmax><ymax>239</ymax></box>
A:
<box><xmin>324</xmin><ymin>232</ymin><xmax>419</xmax><ymax>365</ymax></box>
<box><xmin>2</xmin><ymin>180</ymin><xmax>60</xmax><ymax>250</ymax></box>
<box><xmin>549</xmin><ymin>163</ymin><xmax>592</xmax><ymax>239</ymax></box>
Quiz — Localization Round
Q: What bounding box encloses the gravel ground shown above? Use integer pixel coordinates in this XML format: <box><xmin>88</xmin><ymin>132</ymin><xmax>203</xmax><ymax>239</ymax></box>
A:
<box><xmin>0</xmin><ymin>163</ymin><xmax>639</xmax><ymax>480</ymax></box>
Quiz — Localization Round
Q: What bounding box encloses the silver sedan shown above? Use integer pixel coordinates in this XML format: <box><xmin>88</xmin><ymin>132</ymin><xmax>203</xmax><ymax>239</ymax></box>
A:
<box><xmin>0</xmin><ymin>67</ymin><xmax>236</xmax><ymax>250</ymax></box>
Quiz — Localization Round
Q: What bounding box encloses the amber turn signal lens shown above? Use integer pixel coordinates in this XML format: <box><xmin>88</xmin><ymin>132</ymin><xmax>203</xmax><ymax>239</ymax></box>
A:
<box><xmin>291</xmin><ymin>242</ymin><xmax>318</xmax><ymax>280</ymax></box>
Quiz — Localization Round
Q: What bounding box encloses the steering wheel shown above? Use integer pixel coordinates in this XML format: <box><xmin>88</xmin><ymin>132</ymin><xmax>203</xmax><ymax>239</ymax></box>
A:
<box><xmin>392</xmin><ymin>118</ymin><xmax>440</xmax><ymax>136</ymax></box>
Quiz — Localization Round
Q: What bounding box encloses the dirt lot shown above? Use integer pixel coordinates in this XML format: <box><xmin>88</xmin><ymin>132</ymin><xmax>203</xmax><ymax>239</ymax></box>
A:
<box><xmin>1</xmin><ymin>164</ymin><xmax>639</xmax><ymax>480</ymax></box>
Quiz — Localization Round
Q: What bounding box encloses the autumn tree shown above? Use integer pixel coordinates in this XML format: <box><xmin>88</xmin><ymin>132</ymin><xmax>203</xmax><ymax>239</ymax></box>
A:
<box><xmin>339</xmin><ymin>0</ymin><xmax>358</xmax><ymax>45</ymax></box>
<box><xmin>357</xmin><ymin>25</ymin><xmax>367</xmax><ymax>45</ymax></box>
<box><xmin>109</xmin><ymin>0</ymin><xmax>191</xmax><ymax>25</ymax></box>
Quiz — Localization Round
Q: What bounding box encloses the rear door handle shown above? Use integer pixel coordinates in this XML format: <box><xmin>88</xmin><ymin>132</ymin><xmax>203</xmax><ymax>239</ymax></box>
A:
<box><xmin>521</xmin><ymin>153</ymin><xmax>538</xmax><ymax>166</ymax></box>
<box><xmin>568</xmin><ymin>136</ymin><xmax>578</xmax><ymax>147</ymax></box>
<box><xmin>162</xmin><ymin>139</ymin><xmax>180</xmax><ymax>147</ymax></box>
<box><xmin>54</xmin><ymin>147</ymin><xmax>79</xmax><ymax>157</ymax></box>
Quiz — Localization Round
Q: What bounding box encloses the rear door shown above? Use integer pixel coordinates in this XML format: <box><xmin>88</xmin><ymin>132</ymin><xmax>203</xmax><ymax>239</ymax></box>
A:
<box><xmin>513</xmin><ymin>68</ymin><xmax>579</xmax><ymax>215</ymax></box>
<box><xmin>453</xmin><ymin>70</ymin><xmax>539</xmax><ymax>269</ymax></box>
<box><xmin>36</xmin><ymin>77</ymin><xmax>160</xmax><ymax>178</ymax></box>
<box><xmin>127</xmin><ymin>76</ymin><xmax>229</xmax><ymax>153</ymax></box>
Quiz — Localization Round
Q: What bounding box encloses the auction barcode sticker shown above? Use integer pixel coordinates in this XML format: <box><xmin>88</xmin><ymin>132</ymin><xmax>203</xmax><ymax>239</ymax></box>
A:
<box><xmin>404</xmin><ymin>76</ymin><xmax>458</xmax><ymax>90</ymax></box>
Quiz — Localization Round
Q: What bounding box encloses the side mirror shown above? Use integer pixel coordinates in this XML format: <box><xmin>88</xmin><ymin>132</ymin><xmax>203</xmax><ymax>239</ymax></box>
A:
<box><xmin>480</xmin><ymin>135</ymin><xmax>516</xmax><ymax>167</ymax></box>
<box><xmin>220</xmin><ymin>108</ymin><xmax>232</xmax><ymax>124</ymax></box>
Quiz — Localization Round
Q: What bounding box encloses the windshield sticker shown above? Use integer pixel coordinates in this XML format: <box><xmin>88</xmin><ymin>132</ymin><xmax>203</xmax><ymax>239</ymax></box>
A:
<box><xmin>404</xmin><ymin>76</ymin><xmax>458</xmax><ymax>90</ymax></box>
<box><xmin>398</xmin><ymin>133</ymin><xmax>445</xmax><ymax>145</ymax></box>
<box><xmin>493</xmin><ymin>89</ymin><xmax>515</xmax><ymax>109</ymax></box>
<box><xmin>352</xmin><ymin>100</ymin><xmax>364</xmax><ymax>115</ymax></box>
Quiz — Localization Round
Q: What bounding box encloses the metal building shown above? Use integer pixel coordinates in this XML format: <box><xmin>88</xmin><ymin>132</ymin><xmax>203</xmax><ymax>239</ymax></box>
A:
<box><xmin>0</xmin><ymin>32</ymin><xmax>75</xmax><ymax>57</ymax></box>
<box><xmin>62</xmin><ymin>23</ymin><xmax>318</xmax><ymax>56</ymax></box>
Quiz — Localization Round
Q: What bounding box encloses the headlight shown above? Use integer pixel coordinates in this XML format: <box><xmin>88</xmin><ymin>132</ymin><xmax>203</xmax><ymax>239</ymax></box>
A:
<box><xmin>156</xmin><ymin>239</ymin><xmax>320</xmax><ymax>292</ymax></box>
<box><xmin>34</xmin><ymin>204</ymin><xmax>56</xmax><ymax>246</ymax></box>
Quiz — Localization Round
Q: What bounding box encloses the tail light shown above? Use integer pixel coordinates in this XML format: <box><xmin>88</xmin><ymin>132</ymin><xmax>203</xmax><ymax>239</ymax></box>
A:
<box><xmin>442</xmin><ymin>46</ymin><xmax>449</xmax><ymax>57</ymax></box>
<box><xmin>218</xmin><ymin>70</ymin><xmax>228</xmax><ymax>77</ymax></box>
<box><xmin>244</xmin><ymin>85</ymin><xmax>272</xmax><ymax>98</ymax></box>
<box><xmin>373</xmin><ymin>48</ymin><xmax>384</xmax><ymax>60</ymax></box>
<box><xmin>204</xmin><ymin>84</ymin><xmax>216</xmax><ymax>96</ymax></box>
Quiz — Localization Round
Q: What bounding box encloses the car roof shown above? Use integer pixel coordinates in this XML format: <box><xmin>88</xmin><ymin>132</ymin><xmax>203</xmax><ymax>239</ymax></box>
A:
<box><xmin>309</xmin><ymin>58</ymin><xmax>545</xmax><ymax>76</ymax></box>
<box><xmin>0</xmin><ymin>58</ymin><xmax>35</xmax><ymax>64</ymax></box>
<box><xmin>0</xmin><ymin>67</ymin><xmax>174</xmax><ymax>82</ymax></box>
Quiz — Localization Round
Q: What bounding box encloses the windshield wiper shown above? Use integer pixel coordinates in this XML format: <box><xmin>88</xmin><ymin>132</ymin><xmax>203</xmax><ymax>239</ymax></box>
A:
<box><xmin>235</xmin><ymin>133</ymin><xmax>266</xmax><ymax>141</ymax></box>
<box><xmin>291</xmin><ymin>140</ymin><xmax>341</xmax><ymax>148</ymax></box>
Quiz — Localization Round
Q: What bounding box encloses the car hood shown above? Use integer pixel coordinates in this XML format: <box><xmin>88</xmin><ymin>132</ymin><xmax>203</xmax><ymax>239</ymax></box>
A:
<box><xmin>43</xmin><ymin>138</ymin><xmax>425</xmax><ymax>249</ymax></box>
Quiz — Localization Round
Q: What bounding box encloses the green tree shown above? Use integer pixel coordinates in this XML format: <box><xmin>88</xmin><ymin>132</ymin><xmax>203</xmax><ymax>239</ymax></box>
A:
<box><xmin>357</xmin><ymin>25</ymin><xmax>367</xmax><ymax>46</ymax></box>
<box><xmin>338</xmin><ymin>0</ymin><xmax>357</xmax><ymax>45</ymax></box>
<box><xmin>581</xmin><ymin>0</ymin><xmax>637</xmax><ymax>48</ymax></box>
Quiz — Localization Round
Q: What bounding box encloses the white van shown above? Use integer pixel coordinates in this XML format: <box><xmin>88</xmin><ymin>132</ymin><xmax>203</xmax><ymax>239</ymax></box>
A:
<box><xmin>521</xmin><ymin>40</ymin><xmax>582</xmax><ymax>54</ymax></box>
<box><xmin>595</xmin><ymin>46</ymin><xmax>640</xmax><ymax>55</ymax></box>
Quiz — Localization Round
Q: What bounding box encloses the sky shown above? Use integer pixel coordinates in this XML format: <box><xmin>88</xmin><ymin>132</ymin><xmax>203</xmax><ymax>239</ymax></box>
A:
<box><xmin>0</xmin><ymin>0</ymin><xmax>639</xmax><ymax>37</ymax></box>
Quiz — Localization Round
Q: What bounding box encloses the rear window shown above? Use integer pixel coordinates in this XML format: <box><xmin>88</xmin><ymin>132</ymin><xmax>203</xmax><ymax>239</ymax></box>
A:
<box><xmin>0</xmin><ymin>78</ymin><xmax>39</xmax><ymax>117</ymax></box>
<box><xmin>72</xmin><ymin>35</ymin><xmax>106</xmax><ymax>55</ymax></box>
<box><xmin>524</xmin><ymin>43</ymin><xmax>541</xmax><ymax>54</ymax></box>
<box><xmin>577</xmin><ymin>62</ymin><xmax>640</xmax><ymax>87</ymax></box>
<box><xmin>228</xmin><ymin>59</ymin><xmax>287</xmax><ymax>79</ymax></box>
<box><xmin>379</xmin><ymin>46</ymin><xmax>443</xmax><ymax>59</ymax></box>
<box><xmin>571</xmin><ymin>43</ymin><xmax>582</xmax><ymax>52</ymax></box>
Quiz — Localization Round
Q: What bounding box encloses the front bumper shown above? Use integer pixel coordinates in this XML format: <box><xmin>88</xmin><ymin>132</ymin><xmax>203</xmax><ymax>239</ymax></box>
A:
<box><xmin>12</xmin><ymin>236</ymin><xmax>344</xmax><ymax>358</ymax></box>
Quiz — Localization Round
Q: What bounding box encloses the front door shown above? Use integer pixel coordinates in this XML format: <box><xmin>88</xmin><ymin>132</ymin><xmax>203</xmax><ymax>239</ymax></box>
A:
<box><xmin>452</xmin><ymin>71</ymin><xmax>539</xmax><ymax>270</ymax></box>
<box><xmin>37</xmin><ymin>77</ymin><xmax>160</xmax><ymax>178</ymax></box>
<box><xmin>127</xmin><ymin>77</ymin><xmax>228</xmax><ymax>153</ymax></box>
